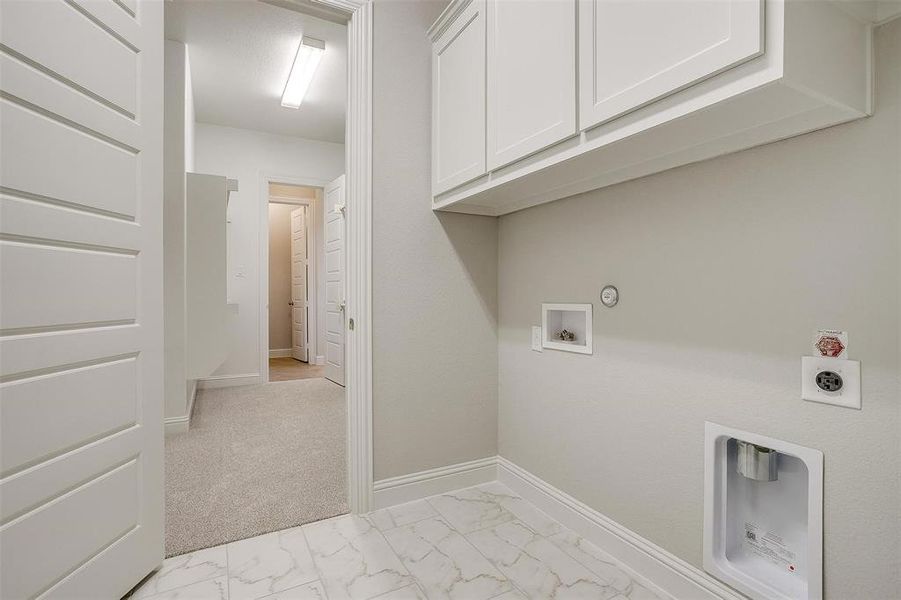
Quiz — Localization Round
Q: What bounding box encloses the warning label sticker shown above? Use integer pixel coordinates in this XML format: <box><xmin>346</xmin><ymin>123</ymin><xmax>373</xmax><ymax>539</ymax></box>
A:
<box><xmin>814</xmin><ymin>329</ymin><xmax>848</xmax><ymax>359</ymax></box>
<box><xmin>744</xmin><ymin>522</ymin><xmax>797</xmax><ymax>573</ymax></box>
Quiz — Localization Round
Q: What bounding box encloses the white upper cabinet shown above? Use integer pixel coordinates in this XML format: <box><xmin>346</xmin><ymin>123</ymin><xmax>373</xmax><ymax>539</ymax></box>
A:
<box><xmin>430</xmin><ymin>0</ymin><xmax>873</xmax><ymax>216</ymax></box>
<box><xmin>431</xmin><ymin>0</ymin><xmax>486</xmax><ymax>195</ymax></box>
<box><xmin>487</xmin><ymin>0</ymin><xmax>577</xmax><ymax>170</ymax></box>
<box><xmin>579</xmin><ymin>0</ymin><xmax>763</xmax><ymax>130</ymax></box>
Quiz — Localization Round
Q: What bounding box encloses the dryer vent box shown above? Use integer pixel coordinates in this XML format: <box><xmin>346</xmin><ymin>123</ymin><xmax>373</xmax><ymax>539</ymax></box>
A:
<box><xmin>704</xmin><ymin>422</ymin><xmax>823</xmax><ymax>600</ymax></box>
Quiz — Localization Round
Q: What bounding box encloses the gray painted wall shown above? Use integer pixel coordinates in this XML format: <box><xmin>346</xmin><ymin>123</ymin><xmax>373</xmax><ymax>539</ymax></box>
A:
<box><xmin>372</xmin><ymin>0</ymin><xmax>499</xmax><ymax>480</ymax></box>
<box><xmin>497</xmin><ymin>19</ymin><xmax>900</xmax><ymax>599</ymax></box>
<box><xmin>163</xmin><ymin>40</ymin><xmax>191</xmax><ymax>422</ymax></box>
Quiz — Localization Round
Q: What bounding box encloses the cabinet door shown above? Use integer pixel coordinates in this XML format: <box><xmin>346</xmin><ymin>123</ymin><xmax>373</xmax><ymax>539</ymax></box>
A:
<box><xmin>487</xmin><ymin>0</ymin><xmax>576</xmax><ymax>170</ymax></box>
<box><xmin>432</xmin><ymin>0</ymin><xmax>487</xmax><ymax>195</ymax></box>
<box><xmin>579</xmin><ymin>0</ymin><xmax>763</xmax><ymax>130</ymax></box>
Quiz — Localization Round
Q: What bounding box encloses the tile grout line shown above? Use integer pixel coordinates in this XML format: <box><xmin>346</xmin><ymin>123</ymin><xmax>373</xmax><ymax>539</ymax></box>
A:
<box><xmin>540</xmin><ymin>532</ymin><xmax>648</xmax><ymax>598</ymax></box>
<box><xmin>305</xmin><ymin>513</ymin><xmax>414</xmax><ymax>600</ymax></box>
<box><xmin>225</xmin><ymin>542</ymin><xmax>230</xmax><ymax>600</ymax></box>
<box><xmin>427</xmin><ymin>484</ymin><xmax>662</xmax><ymax>600</ymax></box>
<box><xmin>426</xmin><ymin>492</ymin><xmax>517</xmax><ymax>536</ymax></box>
<box><xmin>138</xmin><ymin>573</ymin><xmax>226</xmax><ymax>600</ymax></box>
<box><xmin>370</xmin><ymin>515</ymin><xmax>415</xmax><ymax>586</ymax></box>
<box><xmin>374</xmin><ymin>515</ymin><xmax>439</xmax><ymax>599</ymax></box>
<box><xmin>367</xmin><ymin>582</ymin><xmax>426</xmax><ymax>600</ymax></box>
<box><xmin>447</xmin><ymin>484</ymin><xmax>652</xmax><ymax>597</ymax></box>
<box><xmin>472</xmin><ymin>497</ymin><xmax>642</xmax><ymax>599</ymax></box>
<box><xmin>367</xmin><ymin>501</ymin><xmax>439</xmax><ymax>533</ymax></box>
<box><xmin>457</xmin><ymin>517</ymin><xmax>535</xmax><ymax>600</ymax></box>
<box><xmin>530</xmin><ymin>510</ymin><xmax>670</xmax><ymax>599</ymax></box>
<box><xmin>135</xmin><ymin>547</ymin><xmax>231</xmax><ymax>600</ymax></box>
<box><xmin>423</xmin><ymin>493</ymin><xmax>529</xmax><ymax>600</ymax></box>
<box><xmin>145</xmin><ymin>484</ymin><xmax>663</xmax><ymax>600</ymax></box>
<box><xmin>298</xmin><ymin>525</ymin><xmax>330</xmax><ymax>600</ymax></box>
<box><xmin>379</xmin><ymin>498</ymin><xmax>520</xmax><ymax>600</ymax></box>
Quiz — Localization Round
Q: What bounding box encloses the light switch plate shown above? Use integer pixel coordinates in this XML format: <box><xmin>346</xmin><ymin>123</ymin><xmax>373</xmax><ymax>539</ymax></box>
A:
<box><xmin>801</xmin><ymin>356</ymin><xmax>861</xmax><ymax>409</ymax></box>
<box><xmin>531</xmin><ymin>326</ymin><xmax>542</xmax><ymax>352</ymax></box>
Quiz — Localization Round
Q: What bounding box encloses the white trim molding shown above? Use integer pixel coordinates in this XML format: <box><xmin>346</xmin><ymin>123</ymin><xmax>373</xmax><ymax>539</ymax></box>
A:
<box><xmin>164</xmin><ymin>415</ymin><xmax>189</xmax><ymax>435</ymax></box>
<box><xmin>263</xmin><ymin>0</ymin><xmax>373</xmax><ymax>514</ymax></box>
<box><xmin>258</xmin><ymin>172</ymin><xmax>330</xmax><ymax>385</ymax></box>
<box><xmin>342</xmin><ymin>0</ymin><xmax>374</xmax><ymax>514</ymax></box>
<box><xmin>187</xmin><ymin>379</ymin><xmax>197</xmax><ymax>418</ymax></box>
<box><xmin>269</xmin><ymin>348</ymin><xmax>293</xmax><ymax>358</ymax></box>
<box><xmin>197</xmin><ymin>373</ymin><xmax>262</xmax><ymax>389</ymax></box>
<box><xmin>497</xmin><ymin>457</ymin><xmax>745</xmax><ymax>600</ymax></box>
<box><xmin>165</xmin><ymin>380</ymin><xmax>198</xmax><ymax>435</ymax></box>
<box><xmin>372</xmin><ymin>455</ymin><xmax>743</xmax><ymax>599</ymax></box>
<box><xmin>373</xmin><ymin>456</ymin><xmax>498</xmax><ymax>509</ymax></box>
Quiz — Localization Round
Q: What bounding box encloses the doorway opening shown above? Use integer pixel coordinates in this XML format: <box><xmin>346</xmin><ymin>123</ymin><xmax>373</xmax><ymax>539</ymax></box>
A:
<box><xmin>267</xmin><ymin>182</ymin><xmax>326</xmax><ymax>382</ymax></box>
<box><xmin>161</xmin><ymin>0</ymin><xmax>358</xmax><ymax>559</ymax></box>
<box><xmin>261</xmin><ymin>174</ymin><xmax>346</xmax><ymax>387</ymax></box>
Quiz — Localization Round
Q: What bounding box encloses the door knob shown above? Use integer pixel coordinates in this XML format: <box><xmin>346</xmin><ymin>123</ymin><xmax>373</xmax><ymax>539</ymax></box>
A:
<box><xmin>339</xmin><ymin>300</ymin><xmax>346</xmax><ymax>312</ymax></box>
<box><xmin>288</xmin><ymin>301</ymin><xmax>295</xmax><ymax>306</ymax></box>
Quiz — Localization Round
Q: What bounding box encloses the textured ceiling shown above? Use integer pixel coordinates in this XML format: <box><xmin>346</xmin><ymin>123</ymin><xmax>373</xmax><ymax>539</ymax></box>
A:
<box><xmin>166</xmin><ymin>0</ymin><xmax>346</xmax><ymax>144</ymax></box>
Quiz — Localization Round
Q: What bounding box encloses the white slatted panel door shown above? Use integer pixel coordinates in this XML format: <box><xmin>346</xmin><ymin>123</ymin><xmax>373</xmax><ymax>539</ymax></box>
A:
<box><xmin>0</xmin><ymin>0</ymin><xmax>164</xmax><ymax>598</ymax></box>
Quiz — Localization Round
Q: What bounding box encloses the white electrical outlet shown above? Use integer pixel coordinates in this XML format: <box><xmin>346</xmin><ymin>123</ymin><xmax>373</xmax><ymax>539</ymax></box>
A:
<box><xmin>531</xmin><ymin>326</ymin><xmax>542</xmax><ymax>352</ymax></box>
<box><xmin>801</xmin><ymin>356</ymin><xmax>861</xmax><ymax>409</ymax></box>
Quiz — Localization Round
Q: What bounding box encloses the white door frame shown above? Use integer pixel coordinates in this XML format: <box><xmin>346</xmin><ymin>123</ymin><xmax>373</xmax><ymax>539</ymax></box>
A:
<box><xmin>257</xmin><ymin>0</ymin><xmax>373</xmax><ymax>515</ymax></box>
<box><xmin>340</xmin><ymin>0</ymin><xmax>374</xmax><ymax>515</ymax></box>
<box><xmin>268</xmin><ymin>195</ymin><xmax>316</xmax><ymax>363</ymax></box>
<box><xmin>259</xmin><ymin>174</ymin><xmax>328</xmax><ymax>379</ymax></box>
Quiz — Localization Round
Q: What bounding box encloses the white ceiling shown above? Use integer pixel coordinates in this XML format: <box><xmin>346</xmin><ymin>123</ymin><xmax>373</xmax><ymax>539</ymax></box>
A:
<box><xmin>166</xmin><ymin>0</ymin><xmax>347</xmax><ymax>144</ymax></box>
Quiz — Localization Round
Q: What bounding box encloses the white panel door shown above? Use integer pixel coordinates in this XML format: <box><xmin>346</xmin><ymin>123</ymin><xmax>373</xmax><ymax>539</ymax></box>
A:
<box><xmin>0</xmin><ymin>0</ymin><xmax>164</xmax><ymax>598</ymax></box>
<box><xmin>324</xmin><ymin>176</ymin><xmax>346</xmax><ymax>386</ymax></box>
<box><xmin>291</xmin><ymin>207</ymin><xmax>309</xmax><ymax>362</ymax></box>
<box><xmin>432</xmin><ymin>0</ymin><xmax>486</xmax><ymax>195</ymax></box>
<box><xmin>487</xmin><ymin>0</ymin><xmax>576</xmax><ymax>170</ymax></box>
<box><xmin>579</xmin><ymin>0</ymin><xmax>763</xmax><ymax>130</ymax></box>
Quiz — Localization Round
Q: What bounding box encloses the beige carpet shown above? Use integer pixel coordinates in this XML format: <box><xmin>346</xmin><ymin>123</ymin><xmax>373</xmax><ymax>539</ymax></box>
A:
<box><xmin>165</xmin><ymin>378</ymin><xmax>347</xmax><ymax>557</ymax></box>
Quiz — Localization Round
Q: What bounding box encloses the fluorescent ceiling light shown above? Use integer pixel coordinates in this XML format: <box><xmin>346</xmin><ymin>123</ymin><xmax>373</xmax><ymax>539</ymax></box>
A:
<box><xmin>281</xmin><ymin>36</ymin><xmax>325</xmax><ymax>109</ymax></box>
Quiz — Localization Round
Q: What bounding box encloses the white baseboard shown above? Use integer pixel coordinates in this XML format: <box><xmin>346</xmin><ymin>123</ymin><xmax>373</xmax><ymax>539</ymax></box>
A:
<box><xmin>315</xmin><ymin>355</ymin><xmax>325</xmax><ymax>366</ymax></box>
<box><xmin>186</xmin><ymin>379</ymin><xmax>197</xmax><ymax>417</ymax></box>
<box><xmin>373</xmin><ymin>455</ymin><xmax>743</xmax><ymax>599</ymax></box>
<box><xmin>197</xmin><ymin>373</ymin><xmax>262</xmax><ymax>390</ymax></box>
<box><xmin>164</xmin><ymin>380</ymin><xmax>199</xmax><ymax>436</ymax></box>
<box><xmin>496</xmin><ymin>456</ymin><xmax>744</xmax><ymax>600</ymax></box>
<box><xmin>373</xmin><ymin>456</ymin><xmax>497</xmax><ymax>509</ymax></box>
<box><xmin>269</xmin><ymin>348</ymin><xmax>293</xmax><ymax>358</ymax></box>
<box><xmin>164</xmin><ymin>415</ymin><xmax>189</xmax><ymax>435</ymax></box>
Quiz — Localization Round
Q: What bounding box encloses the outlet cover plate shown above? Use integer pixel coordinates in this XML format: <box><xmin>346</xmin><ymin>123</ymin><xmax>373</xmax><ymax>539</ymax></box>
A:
<box><xmin>801</xmin><ymin>356</ymin><xmax>861</xmax><ymax>409</ymax></box>
<box><xmin>531</xmin><ymin>326</ymin><xmax>542</xmax><ymax>352</ymax></box>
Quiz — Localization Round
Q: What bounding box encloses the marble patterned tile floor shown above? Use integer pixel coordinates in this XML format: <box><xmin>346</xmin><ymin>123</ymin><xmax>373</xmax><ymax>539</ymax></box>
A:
<box><xmin>128</xmin><ymin>482</ymin><xmax>670</xmax><ymax>600</ymax></box>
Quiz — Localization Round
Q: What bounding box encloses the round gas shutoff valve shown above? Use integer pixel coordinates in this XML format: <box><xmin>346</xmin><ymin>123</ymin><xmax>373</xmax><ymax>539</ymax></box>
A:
<box><xmin>815</xmin><ymin>370</ymin><xmax>843</xmax><ymax>392</ymax></box>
